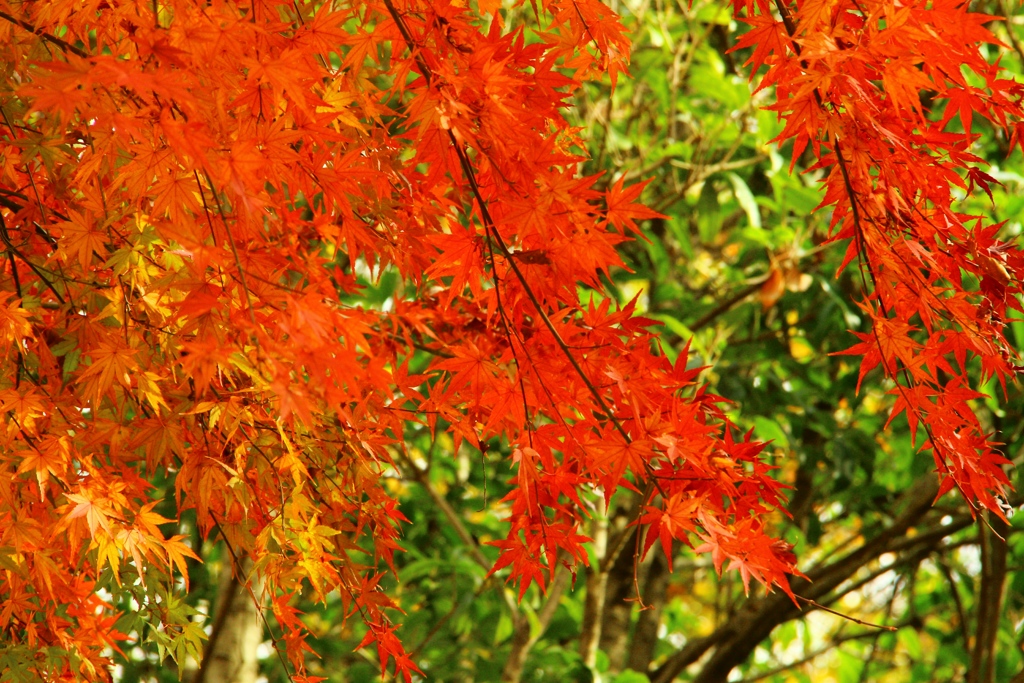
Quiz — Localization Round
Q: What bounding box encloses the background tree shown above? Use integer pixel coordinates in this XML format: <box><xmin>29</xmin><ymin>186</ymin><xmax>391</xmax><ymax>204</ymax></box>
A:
<box><xmin>0</xmin><ymin>0</ymin><xmax>1021</xmax><ymax>683</ymax></box>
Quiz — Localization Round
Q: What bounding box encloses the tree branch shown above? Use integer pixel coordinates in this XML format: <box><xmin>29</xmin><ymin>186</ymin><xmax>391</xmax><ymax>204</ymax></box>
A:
<box><xmin>736</xmin><ymin>622</ymin><xmax>914</xmax><ymax>683</ymax></box>
<box><xmin>0</xmin><ymin>10</ymin><xmax>90</xmax><ymax>58</ymax></box>
<box><xmin>501</xmin><ymin>562</ymin><xmax>571</xmax><ymax>683</ymax></box>
<box><xmin>651</xmin><ymin>473</ymin><xmax>941</xmax><ymax>683</ymax></box>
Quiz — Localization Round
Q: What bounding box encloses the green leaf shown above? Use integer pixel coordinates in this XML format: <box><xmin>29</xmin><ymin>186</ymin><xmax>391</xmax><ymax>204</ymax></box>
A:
<box><xmin>898</xmin><ymin>627</ymin><xmax>923</xmax><ymax>659</ymax></box>
<box><xmin>752</xmin><ymin>415</ymin><xmax>789</xmax><ymax>450</ymax></box>
<box><xmin>836</xmin><ymin>649</ymin><xmax>865</xmax><ymax>683</ymax></box>
<box><xmin>727</xmin><ymin>172</ymin><xmax>762</xmax><ymax>229</ymax></box>
<box><xmin>525</xmin><ymin>603</ymin><xmax>543</xmax><ymax>641</ymax></box>
<box><xmin>493</xmin><ymin>611</ymin><xmax>514</xmax><ymax>644</ymax></box>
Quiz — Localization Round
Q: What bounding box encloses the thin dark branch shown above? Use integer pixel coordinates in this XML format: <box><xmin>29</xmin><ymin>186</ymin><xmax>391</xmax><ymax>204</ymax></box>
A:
<box><xmin>937</xmin><ymin>558</ymin><xmax>972</xmax><ymax>653</ymax></box>
<box><xmin>379</xmin><ymin>0</ymin><xmax>668</xmax><ymax>503</ymax></box>
<box><xmin>0</xmin><ymin>213</ymin><xmax>65</xmax><ymax>304</ymax></box>
<box><xmin>795</xmin><ymin>596</ymin><xmax>896</xmax><ymax>632</ymax></box>
<box><xmin>0</xmin><ymin>10</ymin><xmax>90</xmax><ymax>58</ymax></box>
<box><xmin>736</xmin><ymin>622</ymin><xmax>914</xmax><ymax>683</ymax></box>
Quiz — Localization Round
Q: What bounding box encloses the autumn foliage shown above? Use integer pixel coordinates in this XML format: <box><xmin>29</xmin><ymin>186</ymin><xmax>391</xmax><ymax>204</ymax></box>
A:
<box><xmin>0</xmin><ymin>0</ymin><xmax>1019</xmax><ymax>680</ymax></box>
<box><xmin>734</xmin><ymin>0</ymin><xmax>1024</xmax><ymax>513</ymax></box>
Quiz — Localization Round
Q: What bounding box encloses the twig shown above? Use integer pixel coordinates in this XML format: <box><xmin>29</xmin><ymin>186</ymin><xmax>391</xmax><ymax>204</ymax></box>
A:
<box><xmin>737</xmin><ymin>622</ymin><xmax>912</xmax><ymax>683</ymax></box>
<box><xmin>0</xmin><ymin>10</ymin><xmax>89</xmax><ymax>58</ymax></box>
<box><xmin>0</xmin><ymin>213</ymin><xmax>65</xmax><ymax>304</ymax></box>
<box><xmin>200</xmin><ymin>171</ymin><xmax>259</xmax><ymax>331</ymax></box>
<box><xmin>379</xmin><ymin>0</ymin><xmax>669</xmax><ymax>502</ymax></box>
<box><xmin>396</xmin><ymin>450</ymin><xmax>493</xmax><ymax>572</ymax></box>
<box><xmin>689</xmin><ymin>281</ymin><xmax>762</xmax><ymax>332</ymax></box>
<box><xmin>796</xmin><ymin>594</ymin><xmax>895</xmax><ymax>632</ymax></box>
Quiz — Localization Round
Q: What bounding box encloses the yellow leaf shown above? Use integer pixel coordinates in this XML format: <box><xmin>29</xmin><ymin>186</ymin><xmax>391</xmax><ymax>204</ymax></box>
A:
<box><xmin>0</xmin><ymin>295</ymin><xmax>34</xmax><ymax>348</ymax></box>
<box><xmin>66</xmin><ymin>492</ymin><xmax>113</xmax><ymax>538</ymax></box>
<box><xmin>138</xmin><ymin>371</ymin><xmax>169</xmax><ymax>413</ymax></box>
<box><xmin>135</xmin><ymin>501</ymin><xmax>173</xmax><ymax>538</ymax></box>
<box><xmin>164</xmin><ymin>535</ymin><xmax>200</xmax><ymax>588</ymax></box>
<box><xmin>95</xmin><ymin>534</ymin><xmax>122</xmax><ymax>585</ymax></box>
<box><xmin>76</xmin><ymin>342</ymin><xmax>138</xmax><ymax>405</ymax></box>
<box><xmin>185</xmin><ymin>400</ymin><xmax>219</xmax><ymax>414</ymax></box>
<box><xmin>17</xmin><ymin>435</ymin><xmax>70</xmax><ymax>500</ymax></box>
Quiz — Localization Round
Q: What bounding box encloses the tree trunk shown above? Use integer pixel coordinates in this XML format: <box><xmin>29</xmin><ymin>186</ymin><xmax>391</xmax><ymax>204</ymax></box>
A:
<box><xmin>195</xmin><ymin>558</ymin><xmax>263</xmax><ymax>683</ymax></box>
<box><xmin>598</xmin><ymin>529</ymin><xmax>639</xmax><ymax>672</ymax></box>
<box><xmin>579</xmin><ymin>514</ymin><xmax>610</xmax><ymax>668</ymax></box>
<box><xmin>501</xmin><ymin>565</ymin><xmax>571</xmax><ymax>683</ymax></box>
<box><xmin>969</xmin><ymin>514</ymin><xmax>1009</xmax><ymax>683</ymax></box>
<box><xmin>628</xmin><ymin>551</ymin><xmax>669</xmax><ymax>674</ymax></box>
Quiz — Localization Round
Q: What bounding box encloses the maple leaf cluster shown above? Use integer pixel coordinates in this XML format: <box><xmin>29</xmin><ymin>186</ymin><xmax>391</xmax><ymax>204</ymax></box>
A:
<box><xmin>733</xmin><ymin>0</ymin><xmax>1024</xmax><ymax>515</ymax></box>
<box><xmin>0</xmin><ymin>0</ymin><xmax>796</xmax><ymax>679</ymax></box>
<box><xmin>0</xmin><ymin>0</ymin><xmax>1018</xmax><ymax>680</ymax></box>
